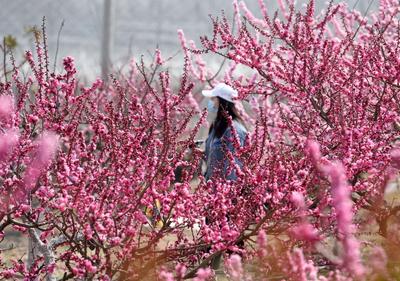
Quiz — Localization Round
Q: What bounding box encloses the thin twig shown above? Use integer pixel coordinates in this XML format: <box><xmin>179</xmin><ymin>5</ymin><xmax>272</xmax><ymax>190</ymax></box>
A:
<box><xmin>3</xmin><ymin>36</ymin><xmax>7</xmax><ymax>83</ymax></box>
<box><xmin>53</xmin><ymin>20</ymin><xmax>65</xmax><ymax>73</ymax></box>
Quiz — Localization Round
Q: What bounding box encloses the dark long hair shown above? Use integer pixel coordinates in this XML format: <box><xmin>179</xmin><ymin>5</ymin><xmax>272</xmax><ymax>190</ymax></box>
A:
<box><xmin>209</xmin><ymin>97</ymin><xmax>246</xmax><ymax>138</ymax></box>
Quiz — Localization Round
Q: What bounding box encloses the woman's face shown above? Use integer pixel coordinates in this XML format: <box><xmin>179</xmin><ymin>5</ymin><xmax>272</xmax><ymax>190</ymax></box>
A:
<box><xmin>211</xmin><ymin>97</ymin><xmax>219</xmax><ymax>108</ymax></box>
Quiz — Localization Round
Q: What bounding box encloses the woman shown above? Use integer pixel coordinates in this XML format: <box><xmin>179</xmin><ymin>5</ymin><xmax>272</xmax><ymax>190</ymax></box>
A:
<box><xmin>201</xmin><ymin>83</ymin><xmax>248</xmax><ymax>269</ymax></box>
<box><xmin>202</xmin><ymin>82</ymin><xmax>248</xmax><ymax>182</ymax></box>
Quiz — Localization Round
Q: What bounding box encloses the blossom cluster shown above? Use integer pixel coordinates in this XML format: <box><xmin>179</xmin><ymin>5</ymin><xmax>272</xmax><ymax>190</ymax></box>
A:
<box><xmin>0</xmin><ymin>0</ymin><xmax>400</xmax><ymax>280</ymax></box>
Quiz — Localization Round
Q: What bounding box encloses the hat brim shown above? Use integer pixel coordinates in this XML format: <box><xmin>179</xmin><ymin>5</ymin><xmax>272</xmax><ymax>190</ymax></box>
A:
<box><xmin>202</xmin><ymin>89</ymin><xmax>239</xmax><ymax>103</ymax></box>
<box><xmin>201</xmin><ymin>90</ymin><xmax>215</xmax><ymax>97</ymax></box>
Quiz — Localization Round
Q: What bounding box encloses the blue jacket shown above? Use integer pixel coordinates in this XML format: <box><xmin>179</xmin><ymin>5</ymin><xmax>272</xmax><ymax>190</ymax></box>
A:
<box><xmin>204</xmin><ymin>119</ymin><xmax>247</xmax><ymax>181</ymax></box>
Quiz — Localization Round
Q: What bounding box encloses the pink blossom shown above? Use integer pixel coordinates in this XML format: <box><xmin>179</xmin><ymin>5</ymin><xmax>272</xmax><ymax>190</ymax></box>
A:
<box><xmin>257</xmin><ymin>230</ymin><xmax>267</xmax><ymax>248</ymax></box>
<box><xmin>290</xmin><ymin>222</ymin><xmax>321</xmax><ymax>243</ymax></box>
<box><xmin>177</xmin><ymin>29</ymin><xmax>187</xmax><ymax>49</ymax></box>
<box><xmin>225</xmin><ymin>254</ymin><xmax>243</xmax><ymax>281</ymax></box>
<box><xmin>232</xmin><ymin>0</ymin><xmax>242</xmax><ymax>31</ymax></box>
<box><xmin>63</xmin><ymin>56</ymin><xmax>76</xmax><ymax>76</ymax></box>
<box><xmin>23</xmin><ymin>132</ymin><xmax>59</xmax><ymax>191</ymax></box>
<box><xmin>159</xmin><ymin>269</ymin><xmax>175</xmax><ymax>281</ymax></box>
<box><xmin>193</xmin><ymin>268</ymin><xmax>213</xmax><ymax>281</ymax></box>
<box><xmin>369</xmin><ymin>246</ymin><xmax>387</xmax><ymax>274</ymax></box>
<box><xmin>305</xmin><ymin>140</ymin><xmax>321</xmax><ymax>164</ymax></box>
<box><xmin>324</xmin><ymin>162</ymin><xmax>365</xmax><ymax>277</ymax></box>
<box><xmin>83</xmin><ymin>260</ymin><xmax>97</xmax><ymax>273</ymax></box>
<box><xmin>239</xmin><ymin>1</ymin><xmax>267</xmax><ymax>28</ymax></box>
<box><xmin>1</xmin><ymin>269</ymin><xmax>16</xmax><ymax>278</ymax></box>
<box><xmin>175</xmin><ymin>263</ymin><xmax>186</xmax><ymax>279</ymax></box>
<box><xmin>290</xmin><ymin>191</ymin><xmax>305</xmax><ymax>208</ymax></box>
<box><xmin>0</xmin><ymin>95</ymin><xmax>13</xmax><ymax>119</ymax></box>
<box><xmin>0</xmin><ymin>129</ymin><xmax>18</xmax><ymax>163</ymax></box>
<box><xmin>155</xmin><ymin>48</ymin><xmax>164</xmax><ymax>65</ymax></box>
<box><xmin>390</xmin><ymin>148</ymin><xmax>400</xmax><ymax>169</ymax></box>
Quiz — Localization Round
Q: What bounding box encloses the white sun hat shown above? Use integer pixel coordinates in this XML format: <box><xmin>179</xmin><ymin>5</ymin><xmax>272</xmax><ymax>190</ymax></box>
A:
<box><xmin>201</xmin><ymin>83</ymin><xmax>238</xmax><ymax>103</ymax></box>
